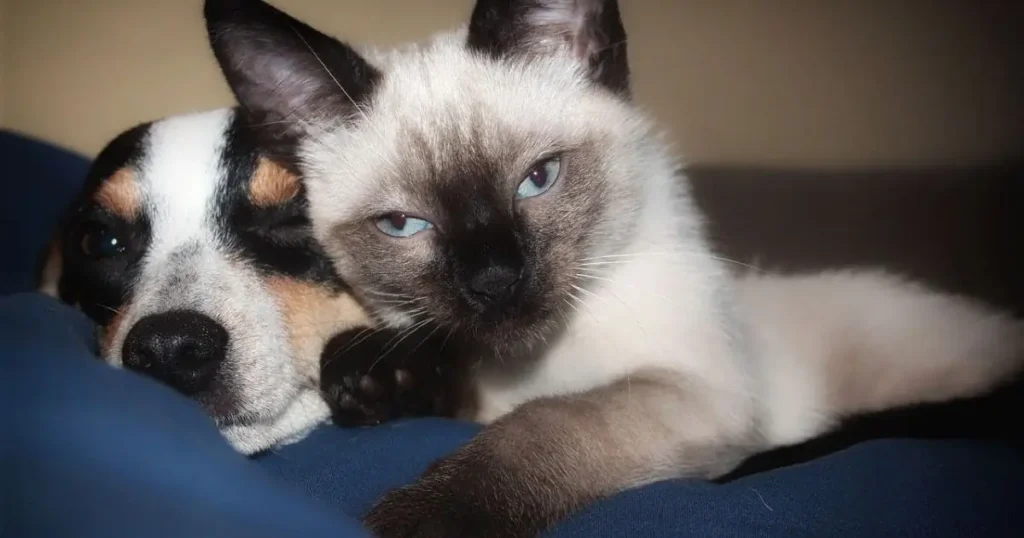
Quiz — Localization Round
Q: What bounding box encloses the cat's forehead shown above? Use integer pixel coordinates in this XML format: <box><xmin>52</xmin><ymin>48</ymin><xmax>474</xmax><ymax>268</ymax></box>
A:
<box><xmin>319</xmin><ymin>43</ymin><xmax>589</xmax><ymax>166</ymax></box>
<box><xmin>307</xmin><ymin>33</ymin><xmax>629</xmax><ymax>211</ymax></box>
<box><xmin>376</xmin><ymin>34</ymin><xmax>593</xmax><ymax>140</ymax></box>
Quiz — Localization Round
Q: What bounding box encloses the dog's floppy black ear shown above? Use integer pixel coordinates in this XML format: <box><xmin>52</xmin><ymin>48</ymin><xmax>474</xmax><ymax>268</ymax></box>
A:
<box><xmin>467</xmin><ymin>0</ymin><xmax>630</xmax><ymax>97</ymax></box>
<box><xmin>204</xmin><ymin>0</ymin><xmax>380</xmax><ymax>145</ymax></box>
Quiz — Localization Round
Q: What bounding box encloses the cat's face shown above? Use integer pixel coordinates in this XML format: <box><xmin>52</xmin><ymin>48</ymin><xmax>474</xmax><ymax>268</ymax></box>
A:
<box><xmin>205</xmin><ymin>0</ymin><xmax>647</xmax><ymax>355</ymax></box>
<box><xmin>303</xmin><ymin>43</ymin><xmax>654</xmax><ymax>355</ymax></box>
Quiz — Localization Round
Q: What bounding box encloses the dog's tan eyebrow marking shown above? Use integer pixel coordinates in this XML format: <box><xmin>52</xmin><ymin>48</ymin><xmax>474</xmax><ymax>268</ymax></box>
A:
<box><xmin>94</xmin><ymin>168</ymin><xmax>141</xmax><ymax>221</ymax></box>
<box><xmin>249</xmin><ymin>158</ymin><xmax>300</xmax><ymax>207</ymax></box>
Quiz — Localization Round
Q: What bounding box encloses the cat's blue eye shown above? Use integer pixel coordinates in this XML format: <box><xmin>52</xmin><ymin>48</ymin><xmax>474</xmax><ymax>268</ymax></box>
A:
<box><xmin>515</xmin><ymin>157</ymin><xmax>561</xmax><ymax>199</ymax></box>
<box><xmin>375</xmin><ymin>212</ymin><xmax>433</xmax><ymax>238</ymax></box>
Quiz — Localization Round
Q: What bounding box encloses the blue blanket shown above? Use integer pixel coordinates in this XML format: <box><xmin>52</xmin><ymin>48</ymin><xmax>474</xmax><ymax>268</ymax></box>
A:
<box><xmin>4</xmin><ymin>129</ymin><xmax>1022</xmax><ymax>537</ymax></box>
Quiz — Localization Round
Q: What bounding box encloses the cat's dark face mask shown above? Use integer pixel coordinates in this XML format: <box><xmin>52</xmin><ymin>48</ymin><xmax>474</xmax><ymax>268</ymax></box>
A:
<box><xmin>446</xmin><ymin>155</ymin><xmax>608</xmax><ymax>351</ymax></box>
<box><xmin>337</xmin><ymin>144</ymin><xmax>618</xmax><ymax>359</ymax></box>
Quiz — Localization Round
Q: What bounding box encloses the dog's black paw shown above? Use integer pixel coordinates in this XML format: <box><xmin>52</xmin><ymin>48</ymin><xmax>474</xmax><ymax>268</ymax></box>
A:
<box><xmin>320</xmin><ymin>325</ymin><xmax>461</xmax><ymax>427</ymax></box>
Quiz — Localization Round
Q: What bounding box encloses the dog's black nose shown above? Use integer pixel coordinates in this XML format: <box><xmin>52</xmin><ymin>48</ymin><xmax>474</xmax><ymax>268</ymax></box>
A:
<box><xmin>467</xmin><ymin>265</ymin><xmax>522</xmax><ymax>308</ymax></box>
<box><xmin>122</xmin><ymin>311</ymin><xmax>229</xmax><ymax>395</ymax></box>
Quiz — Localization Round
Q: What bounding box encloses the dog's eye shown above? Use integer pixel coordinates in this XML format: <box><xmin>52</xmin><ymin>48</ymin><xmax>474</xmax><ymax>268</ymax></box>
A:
<box><xmin>80</xmin><ymin>224</ymin><xmax>128</xmax><ymax>259</ymax></box>
<box><xmin>271</xmin><ymin>213</ymin><xmax>309</xmax><ymax>230</ymax></box>
<box><xmin>251</xmin><ymin>208</ymin><xmax>312</xmax><ymax>246</ymax></box>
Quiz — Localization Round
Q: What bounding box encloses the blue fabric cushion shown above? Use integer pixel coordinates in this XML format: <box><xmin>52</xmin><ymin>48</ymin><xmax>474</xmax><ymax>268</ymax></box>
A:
<box><xmin>4</xmin><ymin>129</ymin><xmax>1023</xmax><ymax>538</ymax></box>
<box><xmin>4</xmin><ymin>292</ymin><xmax>1024</xmax><ymax>538</ymax></box>
<box><xmin>0</xmin><ymin>130</ymin><xmax>91</xmax><ymax>296</ymax></box>
<box><xmin>3</xmin><ymin>293</ymin><xmax>368</xmax><ymax>538</ymax></box>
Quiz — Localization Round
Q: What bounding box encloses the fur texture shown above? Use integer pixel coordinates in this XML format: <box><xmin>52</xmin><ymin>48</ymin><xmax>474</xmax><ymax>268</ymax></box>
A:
<box><xmin>41</xmin><ymin>107</ymin><xmax>460</xmax><ymax>454</ymax></box>
<box><xmin>204</xmin><ymin>0</ymin><xmax>1024</xmax><ymax>535</ymax></box>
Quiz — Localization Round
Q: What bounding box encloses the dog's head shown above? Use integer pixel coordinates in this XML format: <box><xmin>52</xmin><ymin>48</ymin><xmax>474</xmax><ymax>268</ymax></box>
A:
<box><xmin>39</xmin><ymin>107</ymin><xmax>369</xmax><ymax>453</ymax></box>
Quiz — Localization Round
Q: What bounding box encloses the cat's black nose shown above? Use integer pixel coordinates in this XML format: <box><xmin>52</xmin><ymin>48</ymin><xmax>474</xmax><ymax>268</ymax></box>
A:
<box><xmin>122</xmin><ymin>310</ymin><xmax>228</xmax><ymax>395</ymax></box>
<box><xmin>467</xmin><ymin>265</ymin><xmax>523</xmax><ymax>308</ymax></box>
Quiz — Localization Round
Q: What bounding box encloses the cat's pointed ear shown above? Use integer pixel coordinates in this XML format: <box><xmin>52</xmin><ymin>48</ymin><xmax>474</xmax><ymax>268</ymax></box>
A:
<box><xmin>204</xmin><ymin>0</ymin><xmax>380</xmax><ymax>143</ymax></box>
<box><xmin>467</xmin><ymin>0</ymin><xmax>630</xmax><ymax>96</ymax></box>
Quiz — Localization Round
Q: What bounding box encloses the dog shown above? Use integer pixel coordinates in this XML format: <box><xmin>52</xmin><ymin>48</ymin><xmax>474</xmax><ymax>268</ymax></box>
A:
<box><xmin>38</xmin><ymin>107</ymin><xmax>463</xmax><ymax>454</ymax></box>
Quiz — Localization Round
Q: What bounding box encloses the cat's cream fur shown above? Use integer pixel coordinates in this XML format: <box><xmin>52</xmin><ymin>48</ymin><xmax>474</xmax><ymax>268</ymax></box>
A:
<box><xmin>205</xmin><ymin>0</ymin><xmax>1024</xmax><ymax>535</ymax></box>
<box><xmin>305</xmin><ymin>19</ymin><xmax>1023</xmax><ymax>451</ymax></box>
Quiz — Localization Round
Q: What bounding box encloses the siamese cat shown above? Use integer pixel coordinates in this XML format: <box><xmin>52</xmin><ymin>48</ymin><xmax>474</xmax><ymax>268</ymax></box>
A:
<box><xmin>205</xmin><ymin>0</ymin><xmax>1024</xmax><ymax>535</ymax></box>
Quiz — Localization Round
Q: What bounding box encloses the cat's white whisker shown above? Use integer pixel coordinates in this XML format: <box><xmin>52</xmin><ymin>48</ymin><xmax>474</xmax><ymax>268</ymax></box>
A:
<box><xmin>560</xmin><ymin>296</ymin><xmax>582</xmax><ymax>317</ymax></box>
<box><xmin>322</xmin><ymin>326</ymin><xmax>383</xmax><ymax>369</ymax></box>
<box><xmin>288</xmin><ymin>26</ymin><xmax>398</xmax><ymax>172</ymax></box>
<box><xmin>708</xmin><ymin>255</ymin><xmax>763</xmax><ymax>272</ymax></box>
<box><xmin>570</xmin><ymin>277</ymin><xmax>648</xmax><ymax>341</ymax></box>
<box><xmin>570</xmin><ymin>283</ymin><xmax>602</xmax><ymax>303</ymax></box>
<box><xmin>562</xmin><ymin>289</ymin><xmax>587</xmax><ymax>312</ymax></box>
<box><xmin>363</xmin><ymin>288</ymin><xmax>413</xmax><ymax>299</ymax></box>
<box><xmin>270</xmin><ymin>109</ymin><xmax>335</xmax><ymax>157</ymax></box>
<box><xmin>376</xmin><ymin>296</ymin><xmax>427</xmax><ymax>309</ymax></box>
<box><xmin>578</xmin><ymin>251</ymin><xmax>762</xmax><ymax>272</ymax></box>
<box><xmin>97</xmin><ymin>303</ymin><xmax>123</xmax><ymax>316</ymax></box>
<box><xmin>404</xmin><ymin>323</ymin><xmax>442</xmax><ymax>364</ymax></box>
<box><xmin>439</xmin><ymin>327</ymin><xmax>457</xmax><ymax>354</ymax></box>
<box><xmin>368</xmin><ymin>317</ymin><xmax>434</xmax><ymax>374</ymax></box>
<box><xmin>576</xmin><ymin>258</ymin><xmax>744</xmax><ymax>273</ymax></box>
<box><xmin>566</xmin><ymin>287</ymin><xmax>602</xmax><ymax>327</ymax></box>
<box><xmin>574</xmin><ymin>269</ymin><xmax>616</xmax><ymax>281</ymax></box>
<box><xmin>401</xmin><ymin>306</ymin><xmax>430</xmax><ymax>318</ymax></box>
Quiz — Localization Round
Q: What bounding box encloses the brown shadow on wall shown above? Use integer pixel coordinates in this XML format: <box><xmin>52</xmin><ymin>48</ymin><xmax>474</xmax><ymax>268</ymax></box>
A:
<box><xmin>689</xmin><ymin>163</ymin><xmax>1024</xmax><ymax>315</ymax></box>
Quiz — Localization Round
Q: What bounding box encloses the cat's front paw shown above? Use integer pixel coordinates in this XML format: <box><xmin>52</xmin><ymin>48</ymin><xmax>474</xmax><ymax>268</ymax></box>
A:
<box><xmin>320</xmin><ymin>327</ymin><xmax>458</xmax><ymax>427</ymax></box>
<box><xmin>363</xmin><ymin>451</ymin><xmax>533</xmax><ymax>538</ymax></box>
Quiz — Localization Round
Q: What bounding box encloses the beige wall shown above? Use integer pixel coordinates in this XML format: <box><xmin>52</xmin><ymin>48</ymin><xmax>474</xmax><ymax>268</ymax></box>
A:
<box><xmin>0</xmin><ymin>0</ymin><xmax>7</xmax><ymax>125</ymax></box>
<box><xmin>2</xmin><ymin>0</ymin><xmax>1021</xmax><ymax>168</ymax></box>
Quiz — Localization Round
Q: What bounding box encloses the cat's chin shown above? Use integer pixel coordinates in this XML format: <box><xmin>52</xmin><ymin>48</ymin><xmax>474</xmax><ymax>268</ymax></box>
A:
<box><xmin>459</xmin><ymin>316</ymin><xmax>564</xmax><ymax>364</ymax></box>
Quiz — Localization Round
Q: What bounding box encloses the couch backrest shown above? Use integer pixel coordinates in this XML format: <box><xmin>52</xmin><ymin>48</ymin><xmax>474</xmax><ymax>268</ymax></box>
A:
<box><xmin>689</xmin><ymin>164</ymin><xmax>1024</xmax><ymax>316</ymax></box>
